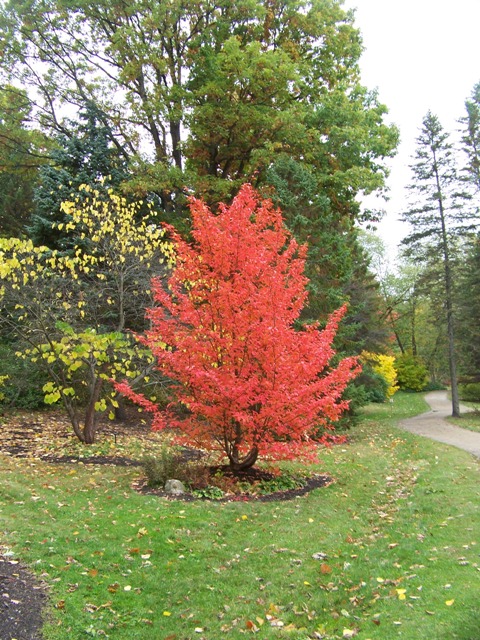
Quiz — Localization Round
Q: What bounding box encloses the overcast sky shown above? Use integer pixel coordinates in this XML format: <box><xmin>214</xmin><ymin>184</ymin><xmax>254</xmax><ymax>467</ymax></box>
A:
<box><xmin>343</xmin><ymin>0</ymin><xmax>480</xmax><ymax>259</ymax></box>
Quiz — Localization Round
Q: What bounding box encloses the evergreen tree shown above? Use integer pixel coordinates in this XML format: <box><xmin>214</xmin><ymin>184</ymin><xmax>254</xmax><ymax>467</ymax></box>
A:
<box><xmin>29</xmin><ymin>105</ymin><xmax>129</xmax><ymax>249</ymax></box>
<box><xmin>460</xmin><ymin>81</ymin><xmax>480</xmax><ymax>192</ymax></box>
<box><xmin>457</xmin><ymin>235</ymin><xmax>480</xmax><ymax>382</ymax></box>
<box><xmin>400</xmin><ymin>111</ymin><xmax>469</xmax><ymax>416</ymax></box>
<box><xmin>265</xmin><ymin>156</ymin><xmax>389</xmax><ymax>355</ymax></box>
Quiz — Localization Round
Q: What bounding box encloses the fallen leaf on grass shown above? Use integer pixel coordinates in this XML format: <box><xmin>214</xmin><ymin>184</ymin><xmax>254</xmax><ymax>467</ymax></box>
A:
<box><xmin>246</xmin><ymin>619</ymin><xmax>259</xmax><ymax>631</ymax></box>
<box><xmin>445</xmin><ymin>599</ymin><xmax>455</xmax><ymax>606</ymax></box>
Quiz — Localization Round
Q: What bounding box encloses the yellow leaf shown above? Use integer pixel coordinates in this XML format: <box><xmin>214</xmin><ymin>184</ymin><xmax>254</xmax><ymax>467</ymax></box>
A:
<box><xmin>445</xmin><ymin>599</ymin><xmax>455</xmax><ymax>606</ymax></box>
<box><xmin>376</xmin><ymin>577</ymin><xmax>385</xmax><ymax>583</ymax></box>
<box><xmin>163</xmin><ymin>611</ymin><xmax>172</xmax><ymax>616</ymax></box>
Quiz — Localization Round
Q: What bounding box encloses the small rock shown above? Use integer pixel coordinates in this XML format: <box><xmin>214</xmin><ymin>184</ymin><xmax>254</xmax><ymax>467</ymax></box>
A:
<box><xmin>164</xmin><ymin>479</ymin><xmax>186</xmax><ymax>495</ymax></box>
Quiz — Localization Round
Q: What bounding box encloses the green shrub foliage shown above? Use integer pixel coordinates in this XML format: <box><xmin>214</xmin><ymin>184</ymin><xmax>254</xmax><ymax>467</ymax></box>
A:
<box><xmin>394</xmin><ymin>351</ymin><xmax>429</xmax><ymax>392</ymax></box>
<box><xmin>458</xmin><ymin>383</ymin><xmax>480</xmax><ymax>403</ymax></box>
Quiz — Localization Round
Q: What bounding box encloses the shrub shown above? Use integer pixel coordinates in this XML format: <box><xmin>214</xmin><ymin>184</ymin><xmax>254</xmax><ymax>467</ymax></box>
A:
<box><xmin>394</xmin><ymin>351</ymin><xmax>429</xmax><ymax>392</ymax></box>
<box><xmin>361</xmin><ymin>351</ymin><xmax>399</xmax><ymax>399</ymax></box>
<box><xmin>142</xmin><ymin>448</ymin><xmax>210</xmax><ymax>489</ymax></box>
<box><xmin>355</xmin><ymin>364</ymin><xmax>390</xmax><ymax>404</ymax></box>
<box><xmin>0</xmin><ymin>342</ymin><xmax>49</xmax><ymax>409</ymax></box>
<box><xmin>142</xmin><ymin>448</ymin><xmax>185</xmax><ymax>487</ymax></box>
<box><xmin>458</xmin><ymin>383</ymin><xmax>480</xmax><ymax>403</ymax></box>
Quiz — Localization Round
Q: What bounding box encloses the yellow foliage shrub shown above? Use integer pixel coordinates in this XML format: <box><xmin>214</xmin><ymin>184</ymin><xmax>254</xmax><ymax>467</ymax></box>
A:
<box><xmin>361</xmin><ymin>351</ymin><xmax>399</xmax><ymax>399</ymax></box>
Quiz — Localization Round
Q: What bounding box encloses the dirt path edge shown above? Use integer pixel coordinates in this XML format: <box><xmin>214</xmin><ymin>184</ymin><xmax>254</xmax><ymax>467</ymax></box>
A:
<box><xmin>397</xmin><ymin>390</ymin><xmax>480</xmax><ymax>459</ymax></box>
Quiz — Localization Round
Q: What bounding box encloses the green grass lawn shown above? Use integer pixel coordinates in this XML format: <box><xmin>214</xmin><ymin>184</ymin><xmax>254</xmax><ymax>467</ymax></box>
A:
<box><xmin>1</xmin><ymin>392</ymin><xmax>479</xmax><ymax>640</ymax></box>
<box><xmin>449</xmin><ymin>409</ymin><xmax>480</xmax><ymax>433</ymax></box>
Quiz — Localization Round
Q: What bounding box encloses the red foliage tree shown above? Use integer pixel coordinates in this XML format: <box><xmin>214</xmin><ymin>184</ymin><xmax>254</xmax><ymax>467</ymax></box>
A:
<box><xmin>117</xmin><ymin>184</ymin><xmax>360</xmax><ymax>469</ymax></box>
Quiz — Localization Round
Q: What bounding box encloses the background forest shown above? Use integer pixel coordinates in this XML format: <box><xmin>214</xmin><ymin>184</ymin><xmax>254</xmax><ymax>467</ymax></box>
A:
<box><xmin>0</xmin><ymin>0</ymin><xmax>479</xmax><ymax>434</ymax></box>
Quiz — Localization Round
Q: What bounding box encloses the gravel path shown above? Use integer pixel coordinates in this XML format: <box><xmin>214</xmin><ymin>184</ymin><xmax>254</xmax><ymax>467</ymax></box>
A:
<box><xmin>398</xmin><ymin>390</ymin><xmax>480</xmax><ymax>458</ymax></box>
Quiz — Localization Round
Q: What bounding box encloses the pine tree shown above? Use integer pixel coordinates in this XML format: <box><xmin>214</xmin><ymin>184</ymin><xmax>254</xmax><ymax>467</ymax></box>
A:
<box><xmin>460</xmin><ymin>81</ymin><xmax>480</xmax><ymax>192</ymax></box>
<box><xmin>401</xmin><ymin>112</ymin><xmax>468</xmax><ymax>416</ymax></box>
<box><xmin>457</xmin><ymin>234</ymin><xmax>480</xmax><ymax>382</ymax></box>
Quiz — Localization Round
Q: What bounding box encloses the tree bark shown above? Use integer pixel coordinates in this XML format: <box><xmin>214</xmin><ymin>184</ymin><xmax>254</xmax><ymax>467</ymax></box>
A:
<box><xmin>114</xmin><ymin>395</ymin><xmax>127</xmax><ymax>422</ymax></box>
<box><xmin>433</xmin><ymin>154</ymin><xmax>460</xmax><ymax>417</ymax></box>
<box><xmin>83</xmin><ymin>377</ymin><xmax>104</xmax><ymax>444</ymax></box>
<box><xmin>228</xmin><ymin>446</ymin><xmax>259</xmax><ymax>471</ymax></box>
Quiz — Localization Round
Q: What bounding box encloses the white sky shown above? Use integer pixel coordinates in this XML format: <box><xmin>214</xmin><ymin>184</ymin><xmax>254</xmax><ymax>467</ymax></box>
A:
<box><xmin>343</xmin><ymin>0</ymin><xmax>480</xmax><ymax>259</ymax></box>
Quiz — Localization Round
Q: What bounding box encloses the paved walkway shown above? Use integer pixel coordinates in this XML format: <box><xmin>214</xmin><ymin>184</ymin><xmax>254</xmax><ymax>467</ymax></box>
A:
<box><xmin>398</xmin><ymin>391</ymin><xmax>480</xmax><ymax>459</ymax></box>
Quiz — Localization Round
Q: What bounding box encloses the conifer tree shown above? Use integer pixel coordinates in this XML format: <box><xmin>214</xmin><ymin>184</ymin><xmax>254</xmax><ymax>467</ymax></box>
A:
<box><xmin>401</xmin><ymin>112</ymin><xmax>468</xmax><ymax>416</ymax></box>
<box><xmin>460</xmin><ymin>81</ymin><xmax>480</xmax><ymax>192</ymax></box>
<box><xmin>29</xmin><ymin>105</ymin><xmax>129</xmax><ymax>249</ymax></box>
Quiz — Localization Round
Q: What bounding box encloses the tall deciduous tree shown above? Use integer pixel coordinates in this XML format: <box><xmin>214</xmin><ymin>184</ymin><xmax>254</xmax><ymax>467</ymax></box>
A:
<box><xmin>0</xmin><ymin>0</ymin><xmax>398</xmax><ymax>224</ymax></box>
<box><xmin>400</xmin><ymin>111</ymin><xmax>468</xmax><ymax>416</ymax></box>
<box><xmin>117</xmin><ymin>185</ymin><xmax>360</xmax><ymax>470</ymax></box>
<box><xmin>0</xmin><ymin>86</ymin><xmax>46</xmax><ymax>236</ymax></box>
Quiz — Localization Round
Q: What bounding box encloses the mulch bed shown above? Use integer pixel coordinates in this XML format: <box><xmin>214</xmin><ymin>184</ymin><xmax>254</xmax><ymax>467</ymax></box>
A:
<box><xmin>0</xmin><ymin>553</ymin><xmax>48</xmax><ymax>640</ymax></box>
<box><xmin>134</xmin><ymin>466</ymin><xmax>332</xmax><ymax>502</ymax></box>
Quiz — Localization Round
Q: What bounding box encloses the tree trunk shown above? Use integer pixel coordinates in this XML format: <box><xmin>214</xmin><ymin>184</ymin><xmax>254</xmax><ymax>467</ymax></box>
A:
<box><xmin>83</xmin><ymin>377</ymin><xmax>104</xmax><ymax>444</ymax></box>
<box><xmin>114</xmin><ymin>395</ymin><xmax>127</xmax><ymax>422</ymax></box>
<box><xmin>446</xmin><ymin>296</ymin><xmax>460</xmax><ymax>417</ymax></box>
<box><xmin>228</xmin><ymin>446</ymin><xmax>259</xmax><ymax>471</ymax></box>
<box><xmin>433</xmin><ymin>146</ymin><xmax>460</xmax><ymax>418</ymax></box>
